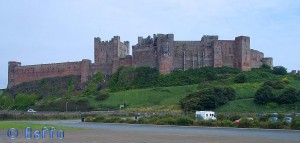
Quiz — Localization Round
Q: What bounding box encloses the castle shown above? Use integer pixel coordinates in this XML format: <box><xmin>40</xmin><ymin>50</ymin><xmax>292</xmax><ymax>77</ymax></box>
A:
<box><xmin>8</xmin><ymin>34</ymin><xmax>273</xmax><ymax>88</ymax></box>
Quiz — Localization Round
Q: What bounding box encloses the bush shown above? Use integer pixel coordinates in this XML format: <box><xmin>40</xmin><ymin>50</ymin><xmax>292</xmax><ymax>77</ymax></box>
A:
<box><xmin>95</xmin><ymin>90</ymin><xmax>110</xmax><ymax>101</ymax></box>
<box><xmin>254</xmin><ymin>85</ymin><xmax>275</xmax><ymax>105</ymax></box>
<box><xmin>216</xmin><ymin>113</ymin><xmax>227</xmax><ymax>121</ymax></box>
<box><xmin>13</xmin><ymin>93</ymin><xmax>38</xmax><ymax>110</ymax></box>
<box><xmin>84</xmin><ymin>116</ymin><xmax>94</xmax><ymax>122</ymax></box>
<box><xmin>175</xmin><ymin>116</ymin><xmax>194</xmax><ymax>126</ymax></box>
<box><xmin>109</xmin><ymin>66</ymin><xmax>240</xmax><ymax>92</ymax></box>
<box><xmin>161</xmin><ymin>116</ymin><xmax>177</xmax><ymax>125</ymax></box>
<box><xmin>277</xmin><ymin>87</ymin><xmax>299</xmax><ymax>104</ymax></box>
<box><xmin>194</xmin><ymin>120</ymin><xmax>217</xmax><ymax>126</ymax></box>
<box><xmin>272</xmin><ymin>81</ymin><xmax>285</xmax><ymax>89</ymax></box>
<box><xmin>234</xmin><ymin>74</ymin><xmax>247</xmax><ymax>83</ymax></box>
<box><xmin>93</xmin><ymin>115</ymin><xmax>106</xmax><ymax>122</ymax></box>
<box><xmin>291</xmin><ymin>116</ymin><xmax>300</xmax><ymax>130</ymax></box>
<box><xmin>105</xmin><ymin>116</ymin><xmax>121</xmax><ymax>123</ymax></box>
<box><xmin>180</xmin><ymin>87</ymin><xmax>236</xmax><ymax>111</ymax></box>
<box><xmin>217</xmin><ymin>120</ymin><xmax>235</xmax><ymax>127</ymax></box>
<box><xmin>263</xmin><ymin>121</ymin><xmax>283</xmax><ymax>129</ymax></box>
<box><xmin>136</xmin><ymin>117</ymin><xmax>150</xmax><ymax>124</ymax></box>
<box><xmin>237</xmin><ymin>118</ymin><xmax>253</xmax><ymax>128</ymax></box>
<box><xmin>228</xmin><ymin>114</ymin><xmax>241</xmax><ymax>121</ymax></box>
<box><xmin>272</xmin><ymin>66</ymin><xmax>287</xmax><ymax>75</ymax></box>
<box><xmin>82</xmin><ymin>72</ymin><xmax>104</xmax><ymax>96</ymax></box>
<box><xmin>261</xmin><ymin>64</ymin><xmax>272</xmax><ymax>69</ymax></box>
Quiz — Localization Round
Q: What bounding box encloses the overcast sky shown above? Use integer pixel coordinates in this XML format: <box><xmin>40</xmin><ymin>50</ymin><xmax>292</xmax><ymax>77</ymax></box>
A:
<box><xmin>1</xmin><ymin>0</ymin><xmax>300</xmax><ymax>89</ymax></box>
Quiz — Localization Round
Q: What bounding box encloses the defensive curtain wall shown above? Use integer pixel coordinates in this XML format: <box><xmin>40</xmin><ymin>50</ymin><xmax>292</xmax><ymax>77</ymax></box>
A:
<box><xmin>8</xmin><ymin>34</ymin><xmax>273</xmax><ymax>88</ymax></box>
<box><xmin>8</xmin><ymin>60</ymin><xmax>92</xmax><ymax>89</ymax></box>
<box><xmin>131</xmin><ymin>34</ymin><xmax>273</xmax><ymax>73</ymax></box>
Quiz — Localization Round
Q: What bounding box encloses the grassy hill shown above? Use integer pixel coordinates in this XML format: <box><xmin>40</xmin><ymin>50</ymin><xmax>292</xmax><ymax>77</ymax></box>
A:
<box><xmin>76</xmin><ymin>75</ymin><xmax>300</xmax><ymax>113</ymax></box>
<box><xmin>2</xmin><ymin>66</ymin><xmax>300</xmax><ymax>113</ymax></box>
<box><xmin>91</xmin><ymin>85</ymin><xmax>198</xmax><ymax>112</ymax></box>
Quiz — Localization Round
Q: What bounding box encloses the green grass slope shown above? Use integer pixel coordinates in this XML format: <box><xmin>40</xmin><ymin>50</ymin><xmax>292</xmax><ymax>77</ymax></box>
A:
<box><xmin>93</xmin><ymin>75</ymin><xmax>300</xmax><ymax>113</ymax></box>
<box><xmin>91</xmin><ymin>85</ymin><xmax>198</xmax><ymax>112</ymax></box>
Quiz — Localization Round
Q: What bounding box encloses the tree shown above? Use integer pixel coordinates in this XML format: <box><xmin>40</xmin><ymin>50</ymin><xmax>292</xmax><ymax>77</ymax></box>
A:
<box><xmin>254</xmin><ymin>85</ymin><xmax>275</xmax><ymax>105</ymax></box>
<box><xmin>95</xmin><ymin>90</ymin><xmax>110</xmax><ymax>101</ymax></box>
<box><xmin>277</xmin><ymin>87</ymin><xmax>299</xmax><ymax>104</ymax></box>
<box><xmin>261</xmin><ymin>64</ymin><xmax>271</xmax><ymax>69</ymax></box>
<box><xmin>180</xmin><ymin>87</ymin><xmax>236</xmax><ymax>111</ymax></box>
<box><xmin>234</xmin><ymin>73</ymin><xmax>247</xmax><ymax>83</ymax></box>
<box><xmin>223</xmin><ymin>87</ymin><xmax>236</xmax><ymax>101</ymax></box>
<box><xmin>272</xmin><ymin>66</ymin><xmax>287</xmax><ymax>75</ymax></box>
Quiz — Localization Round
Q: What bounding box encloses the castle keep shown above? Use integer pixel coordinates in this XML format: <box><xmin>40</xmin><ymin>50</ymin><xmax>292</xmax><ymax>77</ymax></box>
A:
<box><xmin>8</xmin><ymin>34</ymin><xmax>273</xmax><ymax>88</ymax></box>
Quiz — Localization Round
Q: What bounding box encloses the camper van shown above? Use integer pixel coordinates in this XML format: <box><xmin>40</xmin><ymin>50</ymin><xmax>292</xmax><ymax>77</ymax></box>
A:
<box><xmin>195</xmin><ymin>111</ymin><xmax>217</xmax><ymax>120</ymax></box>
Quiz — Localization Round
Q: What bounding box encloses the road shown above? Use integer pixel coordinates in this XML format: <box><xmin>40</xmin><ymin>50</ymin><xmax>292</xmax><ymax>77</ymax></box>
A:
<box><xmin>1</xmin><ymin>120</ymin><xmax>300</xmax><ymax>143</ymax></box>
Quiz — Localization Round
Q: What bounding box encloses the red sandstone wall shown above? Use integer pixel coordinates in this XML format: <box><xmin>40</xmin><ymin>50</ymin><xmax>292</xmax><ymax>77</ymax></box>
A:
<box><xmin>112</xmin><ymin>57</ymin><xmax>134</xmax><ymax>73</ymax></box>
<box><xmin>159</xmin><ymin>56</ymin><xmax>172</xmax><ymax>74</ymax></box>
<box><xmin>235</xmin><ymin>36</ymin><xmax>251</xmax><ymax>71</ymax></box>
<box><xmin>10</xmin><ymin>60</ymin><xmax>90</xmax><ymax>87</ymax></box>
<box><xmin>251</xmin><ymin>49</ymin><xmax>264</xmax><ymax>68</ymax></box>
<box><xmin>91</xmin><ymin>63</ymin><xmax>112</xmax><ymax>75</ymax></box>
<box><xmin>94</xmin><ymin>36</ymin><xmax>129</xmax><ymax>74</ymax></box>
<box><xmin>212</xmin><ymin>40</ymin><xmax>236</xmax><ymax>68</ymax></box>
<box><xmin>8</xmin><ymin>35</ymin><xmax>272</xmax><ymax>88</ymax></box>
<box><xmin>132</xmin><ymin>46</ymin><xmax>157</xmax><ymax>68</ymax></box>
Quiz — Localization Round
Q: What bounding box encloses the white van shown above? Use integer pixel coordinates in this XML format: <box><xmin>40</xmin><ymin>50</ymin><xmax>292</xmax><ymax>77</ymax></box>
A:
<box><xmin>195</xmin><ymin>111</ymin><xmax>217</xmax><ymax>120</ymax></box>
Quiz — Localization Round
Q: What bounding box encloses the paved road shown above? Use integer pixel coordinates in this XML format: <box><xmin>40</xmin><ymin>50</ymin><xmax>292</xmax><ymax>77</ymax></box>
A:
<box><xmin>1</xmin><ymin>120</ymin><xmax>300</xmax><ymax>143</ymax></box>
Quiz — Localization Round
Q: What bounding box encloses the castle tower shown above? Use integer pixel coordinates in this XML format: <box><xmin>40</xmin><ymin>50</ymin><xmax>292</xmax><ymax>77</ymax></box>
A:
<box><xmin>94</xmin><ymin>36</ymin><xmax>130</xmax><ymax>75</ymax></box>
<box><xmin>8</xmin><ymin>61</ymin><xmax>21</xmax><ymax>89</ymax></box>
<box><xmin>235</xmin><ymin>36</ymin><xmax>251</xmax><ymax>71</ymax></box>
<box><xmin>80</xmin><ymin>59</ymin><xmax>91</xmax><ymax>83</ymax></box>
<box><xmin>94</xmin><ymin>37</ymin><xmax>101</xmax><ymax>64</ymax></box>
<box><xmin>156</xmin><ymin>34</ymin><xmax>174</xmax><ymax>74</ymax></box>
<box><xmin>262</xmin><ymin>57</ymin><xmax>273</xmax><ymax>69</ymax></box>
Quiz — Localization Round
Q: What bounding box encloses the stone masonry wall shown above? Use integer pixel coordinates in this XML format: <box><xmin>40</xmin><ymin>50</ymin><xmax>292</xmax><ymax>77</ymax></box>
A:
<box><xmin>234</xmin><ymin>36</ymin><xmax>251</xmax><ymax>71</ymax></box>
<box><xmin>250</xmin><ymin>49</ymin><xmax>264</xmax><ymax>68</ymax></box>
<box><xmin>94</xmin><ymin>36</ymin><xmax>129</xmax><ymax>74</ymax></box>
<box><xmin>8</xmin><ymin>60</ymin><xmax>91</xmax><ymax>88</ymax></box>
<box><xmin>212</xmin><ymin>40</ymin><xmax>236</xmax><ymax>68</ymax></box>
<box><xmin>8</xmin><ymin>33</ymin><xmax>273</xmax><ymax>88</ymax></box>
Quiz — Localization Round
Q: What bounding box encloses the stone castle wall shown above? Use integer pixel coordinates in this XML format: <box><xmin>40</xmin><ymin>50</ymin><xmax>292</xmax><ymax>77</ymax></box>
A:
<box><xmin>131</xmin><ymin>34</ymin><xmax>270</xmax><ymax>73</ymax></box>
<box><xmin>8</xmin><ymin>33</ymin><xmax>273</xmax><ymax>88</ymax></box>
<box><xmin>93</xmin><ymin>36</ymin><xmax>130</xmax><ymax>74</ymax></box>
<box><xmin>8</xmin><ymin>60</ymin><xmax>91</xmax><ymax>88</ymax></box>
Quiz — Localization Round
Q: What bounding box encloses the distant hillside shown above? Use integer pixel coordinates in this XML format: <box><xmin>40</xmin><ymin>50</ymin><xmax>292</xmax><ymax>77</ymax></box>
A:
<box><xmin>1</xmin><ymin>66</ymin><xmax>300</xmax><ymax>113</ymax></box>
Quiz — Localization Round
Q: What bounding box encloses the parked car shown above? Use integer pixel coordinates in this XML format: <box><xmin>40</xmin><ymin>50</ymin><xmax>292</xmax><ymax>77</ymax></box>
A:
<box><xmin>234</xmin><ymin>117</ymin><xmax>254</xmax><ymax>124</ymax></box>
<box><xmin>268</xmin><ymin>117</ymin><xmax>279</xmax><ymax>122</ymax></box>
<box><xmin>27</xmin><ymin>109</ymin><xmax>36</xmax><ymax>113</ymax></box>
<box><xmin>282</xmin><ymin>117</ymin><xmax>292</xmax><ymax>123</ymax></box>
<box><xmin>295</xmin><ymin>113</ymin><xmax>300</xmax><ymax>117</ymax></box>
<box><xmin>268</xmin><ymin>112</ymin><xmax>278</xmax><ymax>116</ymax></box>
<box><xmin>284</xmin><ymin>114</ymin><xmax>292</xmax><ymax>117</ymax></box>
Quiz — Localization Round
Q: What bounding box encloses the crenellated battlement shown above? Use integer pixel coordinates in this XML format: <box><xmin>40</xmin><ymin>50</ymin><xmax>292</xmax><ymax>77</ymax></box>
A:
<box><xmin>8</xmin><ymin>33</ymin><xmax>273</xmax><ymax>88</ymax></box>
<box><xmin>7</xmin><ymin>60</ymin><xmax>91</xmax><ymax>88</ymax></box>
